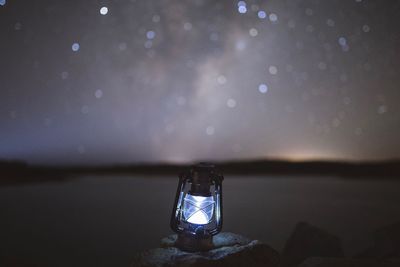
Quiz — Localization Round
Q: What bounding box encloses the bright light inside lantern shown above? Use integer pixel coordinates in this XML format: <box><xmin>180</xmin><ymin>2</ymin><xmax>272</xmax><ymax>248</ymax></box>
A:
<box><xmin>183</xmin><ymin>194</ymin><xmax>215</xmax><ymax>225</ymax></box>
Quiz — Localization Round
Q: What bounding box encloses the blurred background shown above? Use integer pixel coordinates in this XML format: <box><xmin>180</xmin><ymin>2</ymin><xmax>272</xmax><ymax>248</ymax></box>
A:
<box><xmin>1</xmin><ymin>0</ymin><xmax>400</xmax><ymax>164</ymax></box>
<box><xmin>1</xmin><ymin>0</ymin><xmax>400</xmax><ymax>266</ymax></box>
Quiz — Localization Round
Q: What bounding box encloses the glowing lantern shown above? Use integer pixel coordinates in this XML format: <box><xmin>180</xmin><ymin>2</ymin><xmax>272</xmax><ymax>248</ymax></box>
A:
<box><xmin>170</xmin><ymin>163</ymin><xmax>223</xmax><ymax>251</ymax></box>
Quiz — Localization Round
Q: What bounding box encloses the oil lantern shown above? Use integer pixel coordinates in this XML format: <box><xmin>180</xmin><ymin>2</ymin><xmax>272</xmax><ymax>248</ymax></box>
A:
<box><xmin>170</xmin><ymin>163</ymin><xmax>223</xmax><ymax>251</ymax></box>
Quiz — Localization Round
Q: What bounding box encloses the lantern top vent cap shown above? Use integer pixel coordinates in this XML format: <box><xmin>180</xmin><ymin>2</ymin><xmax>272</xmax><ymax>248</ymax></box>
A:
<box><xmin>189</xmin><ymin>163</ymin><xmax>223</xmax><ymax>182</ymax></box>
<box><xmin>192</xmin><ymin>162</ymin><xmax>215</xmax><ymax>172</ymax></box>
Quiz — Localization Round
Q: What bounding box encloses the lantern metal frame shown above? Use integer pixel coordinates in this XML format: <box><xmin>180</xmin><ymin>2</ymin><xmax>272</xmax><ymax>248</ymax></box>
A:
<box><xmin>170</xmin><ymin>163</ymin><xmax>223</xmax><ymax>251</ymax></box>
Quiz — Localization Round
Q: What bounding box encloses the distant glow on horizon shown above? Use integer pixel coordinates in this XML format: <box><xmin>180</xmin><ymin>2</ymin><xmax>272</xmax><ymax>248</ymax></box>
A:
<box><xmin>277</xmin><ymin>149</ymin><xmax>343</xmax><ymax>162</ymax></box>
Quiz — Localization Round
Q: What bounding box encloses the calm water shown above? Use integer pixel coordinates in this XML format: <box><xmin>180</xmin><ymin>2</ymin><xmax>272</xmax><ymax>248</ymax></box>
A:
<box><xmin>1</xmin><ymin>175</ymin><xmax>399</xmax><ymax>267</ymax></box>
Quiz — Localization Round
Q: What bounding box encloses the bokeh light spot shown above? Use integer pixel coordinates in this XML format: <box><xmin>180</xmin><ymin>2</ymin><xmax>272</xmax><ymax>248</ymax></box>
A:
<box><xmin>71</xmin><ymin>43</ymin><xmax>80</xmax><ymax>52</ymax></box>
<box><xmin>249</xmin><ymin>28</ymin><xmax>258</xmax><ymax>37</ymax></box>
<box><xmin>268</xmin><ymin>65</ymin><xmax>278</xmax><ymax>75</ymax></box>
<box><xmin>238</xmin><ymin>6</ymin><xmax>247</xmax><ymax>14</ymax></box>
<box><xmin>362</xmin><ymin>24</ymin><xmax>370</xmax><ymax>33</ymax></box>
<box><xmin>258</xmin><ymin>10</ymin><xmax>266</xmax><ymax>19</ymax></box>
<box><xmin>227</xmin><ymin>98</ymin><xmax>237</xmax><ymax>108</ymax></box>
<box><xmin>217</xmin><ymin>75</ymin><xmax>227</xmax><ymax>85</ymax></box>
<box><xmin>338</xmin><ymin>37</ymin><xmax>347</xmax><ymax>46</ymax></box>
<box><xmin>95</xmin><ymin>89</ymin><xmax>103</xmax><ymax>99</ymax></box>
<box><xmin>269</xmin><ymin>13</ymin><xmax>278</xmax><ymax>22</ymax></box>
<box><xmin>100</xmin><ymin>6</ymin><xmax>108</xmax><ymax>15</ymax></box>
<box><xmin>146</xmin><ymin>30</ymin><xmax>155</xmax><ymax>39</ymax></box>
<box><xmin>206</xmin><ymin>126</ymin><xmax>215</xmax><ymax>136</ymax></box>
<box><xmin>258</xmin><ymin>84</ymin><xmax>268</xmax><ymax>93</ymax></box>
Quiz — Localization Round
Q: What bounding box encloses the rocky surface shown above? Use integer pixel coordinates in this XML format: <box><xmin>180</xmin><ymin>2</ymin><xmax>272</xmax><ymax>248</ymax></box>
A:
<box><xmin>132</xmin><ymin>221</ymin><xmax>400</xmax><ymax>267</ymax></box>
<box><xmin>298</xmin><ymin>257</ymin><xmax>400</xmax><ymax>267</ymax></box>
<box><xmin>131</xmin><ymin>232</ymin><xmax>280</xmax><ymax>267</ymax></box>
<box><xmin>294</xmin><ymin>221</ymin><xmax>400</xmax><ymax>266</ymax></box>
<box><xmin>357</xmin><ymin>221</ymin><xmax>400</xmax><ymax>260</ymax></box>
<box><xmin>282</xmin><ymin>222</ymin><xmax>344</xmax><ymax>267</ymax></box>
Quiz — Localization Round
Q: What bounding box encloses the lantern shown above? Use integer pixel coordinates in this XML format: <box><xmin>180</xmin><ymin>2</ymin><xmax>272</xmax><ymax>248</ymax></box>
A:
<box><xmin>170</xmin><ymin>163</ymin><xmax>223</xmax><ymax>251</ymax></box>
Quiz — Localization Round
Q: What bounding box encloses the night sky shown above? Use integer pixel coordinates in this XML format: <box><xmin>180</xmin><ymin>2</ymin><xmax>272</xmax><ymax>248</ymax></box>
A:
<box><xmin>1</xmin><ymin>0</ymin><xmax>399</xmax><ymax>165</ymax></box>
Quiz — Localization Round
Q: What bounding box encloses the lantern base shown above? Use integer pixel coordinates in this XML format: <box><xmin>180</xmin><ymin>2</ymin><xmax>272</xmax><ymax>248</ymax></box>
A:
<box><xmin>176</xmin><ymin>232</ymin><xmax>213</xmax><ymax>252</ymax></box>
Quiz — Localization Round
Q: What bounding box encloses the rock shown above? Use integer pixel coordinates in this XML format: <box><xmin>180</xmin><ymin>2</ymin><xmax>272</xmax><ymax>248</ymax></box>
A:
<box><xmin>132</xmin><ymin>232</ymin><xmax>280</xmax><ymax>267</ymax></box>
<box><xmin>298</xmin><ymin>257</ymin><xmax>400</xmax><ymax>267</ymax></box>
<box><xmin>357</xmin><ymin>221</ymin><xmax>400</xmax><ymax>259</ymax></box>
<box><xmin>282</xmin><ymin>222</ymin><xmax>344</xmax><ymax>267</ymax></box>
<box><xmin>160</xmin><ymin>232</ymin><xmax>252</xmax><ymax>249</ymax></box>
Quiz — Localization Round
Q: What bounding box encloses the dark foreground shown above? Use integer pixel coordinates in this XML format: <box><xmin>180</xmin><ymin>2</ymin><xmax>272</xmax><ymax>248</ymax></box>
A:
<box><xmin>134</xmin><ymin>227</ymin><xmax>400</xmax><ymax>267</ymax></box>
<box><xmin>1</xmin><ymin>174</ymin><xmax>400</xmax><ymax>267</ymax></box>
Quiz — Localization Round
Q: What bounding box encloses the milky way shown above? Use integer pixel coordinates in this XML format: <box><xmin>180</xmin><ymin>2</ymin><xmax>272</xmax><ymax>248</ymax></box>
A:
<box><xmin>0</xmin><ymin>0</ymin><xmax>399</xmax><ymax>165</ymax></box>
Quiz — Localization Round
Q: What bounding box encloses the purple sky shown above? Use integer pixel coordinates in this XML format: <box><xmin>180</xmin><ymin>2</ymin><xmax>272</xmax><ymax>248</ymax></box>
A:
<box><xmin>1</xmin><ymin>0</ymin><xmax>399</xmax><ymax>165</ymax></box>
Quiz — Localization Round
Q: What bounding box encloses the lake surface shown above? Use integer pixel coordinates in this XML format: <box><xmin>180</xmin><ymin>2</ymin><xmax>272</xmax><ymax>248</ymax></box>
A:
<box><xmin>1</xmin><ymin>175</ymin><xmax>399</xmax><ymax>267</ymax></box>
